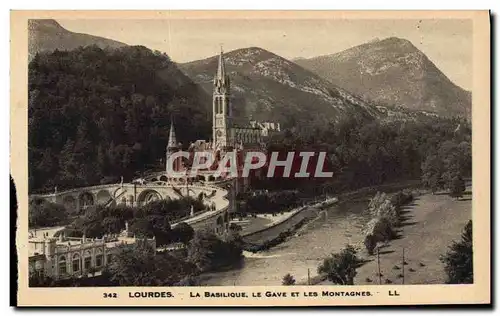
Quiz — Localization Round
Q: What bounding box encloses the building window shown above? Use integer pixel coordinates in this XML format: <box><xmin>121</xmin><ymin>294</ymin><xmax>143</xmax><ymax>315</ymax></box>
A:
<box><xmin>84</xmin><ymin>251</ymin><xmax>92</xmax><ymax>270</ymax></box>
<box><xmin>95</xmin><ymin>249</ymin><xmax>103</xmax><ymax>267</ymax></box>
<box><xmin>96</xmin><ymin>255</ymin><xmax>103</xmax><ymax>267</ymax></box>
<box><xmin>58</xmin><ymin>256</ymin><xmax>67</xmax><ymax>275</ymax></box>
<box><xmin>72</xmin><ymin>253</ymin><xmax>80</xmax><ymax>273</ymax></box>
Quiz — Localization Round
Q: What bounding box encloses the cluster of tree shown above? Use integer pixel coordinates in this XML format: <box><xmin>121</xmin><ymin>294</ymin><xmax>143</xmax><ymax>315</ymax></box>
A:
<box><xmin>108</xmin><ymin>243</ymin><xmax>198</xmax><ymax>286</ymax></box>
<box><xmin>440</xmin><ymin>220</ymin><xmax>473</xmax><ymax>284</ymax></box>
<box><xmin>421</xmin><ymin>140</ymin><xmax>470</xmax><ymax>198</ymax></box>
<box><xmin>28</xmin><ymin>45</ymin><xmax>211</xmax><ymax>193</ymax></box>
<box><xmin>318</xmin><ymin>245</ymin><xmax>362</xmax><ymax>285</ymax></box>
<box><xmin>108</xmin><ymin>229</ymin><xmax>243</xmax><ymax>285</ymax></box>
<box><xmin>256</xmin><ymin>115</ymin><xmax>471</xmax><ymax>198</ymax></box>
<box><xmin>187</xmin><ymin>230</ymin><xmax>243</xmax><ymax>273</ymax></box>
<box><xmin>363</xmin><ymin>190</ymin><xmax>414</xmax><ymax>255</ymax></box>
<box><xmin>238</xmin><ymin>190</ymin><xmax>302</xmax><ymax>215</ymax></box>
<box><xmin>29</xmin><ymin>198</ymin><xmax>70</xmax><ymax>228</ymax></box>
<box><xmin>67</xmin><ymin>197</ymin><xmax>203</xmax><ymax>246</ymax></box>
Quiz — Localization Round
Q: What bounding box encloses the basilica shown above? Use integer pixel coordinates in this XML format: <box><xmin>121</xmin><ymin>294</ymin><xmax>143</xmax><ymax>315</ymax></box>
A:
<box><xmin>164</xmin><ymin>49</ymin><xmax>280</xmax><ymax>178</ymax></box>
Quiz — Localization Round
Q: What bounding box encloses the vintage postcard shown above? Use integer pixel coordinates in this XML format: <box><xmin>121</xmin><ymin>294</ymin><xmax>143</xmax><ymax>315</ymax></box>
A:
<box><xmin>11</xmin><ymin>10</ymin><xmax>490</xmax><ymax>307</ymax></box>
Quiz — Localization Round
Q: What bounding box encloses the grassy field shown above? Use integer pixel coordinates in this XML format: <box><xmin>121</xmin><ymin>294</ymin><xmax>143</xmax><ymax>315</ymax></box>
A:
<box><xmin>352</xmin><ymin>188</ymin><xmax>472</xmax><ymax>285</ymax></box>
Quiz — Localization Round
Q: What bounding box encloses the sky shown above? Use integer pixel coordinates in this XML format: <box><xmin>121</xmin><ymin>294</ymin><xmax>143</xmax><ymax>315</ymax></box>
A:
<box><xmin>58</xmin><ymin>18</ymin><xmax>472</xmax><ymax>90</ymax></box>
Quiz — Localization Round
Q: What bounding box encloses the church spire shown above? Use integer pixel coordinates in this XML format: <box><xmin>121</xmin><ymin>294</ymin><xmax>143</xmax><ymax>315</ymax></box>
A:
<box><xmin>214</xmin><ymin>46</ymin><xmax>230</xmax><ymax>91</ymax></box>
<box><xmin>167</xmin><ymin>117</ymin><xmax>177</xmax><ymax>149</ymax></box>
<box><xmin>166</xmin><ymin>117</ymin><xmax>182</xmax><ymax>173</ymax></box>
<box><xmin>217</xmin><ymin>46</ymin><xmax>226</xmax><ymax>81</ymax></box>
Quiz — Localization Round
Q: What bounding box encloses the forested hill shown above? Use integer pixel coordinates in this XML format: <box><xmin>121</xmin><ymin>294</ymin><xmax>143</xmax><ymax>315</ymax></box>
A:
<box><xmin>28</xmin><ymin>45</ymin><xmax>211</xmax><ymax>193</ymax></box>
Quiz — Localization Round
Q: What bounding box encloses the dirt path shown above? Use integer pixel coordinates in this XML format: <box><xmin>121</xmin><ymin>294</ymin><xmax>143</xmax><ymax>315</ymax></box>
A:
<box><xmin>353</xmin><ymin>189</ymin><xmax>472</xmax><ymax>285</ymax></box>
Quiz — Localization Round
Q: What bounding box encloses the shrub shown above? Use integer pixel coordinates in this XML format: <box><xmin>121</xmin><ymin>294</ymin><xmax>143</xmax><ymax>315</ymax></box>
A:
<box><xmin>318</xmin><ymin>245</ymin><xmax>361</xmax><ymax>285</ymax></box>
<box><xmin>364</xmin><ymin>234</ymin><xmax>377</xmax><ymax>255</ymax></box>
<box><xmin>440</xmin><ymin>220</ymin><xmax>473</xmax><ymax>284</ymax></box>
<box><xmin>282</xmin><ymin>273</ymin><xmax>296</xmax><ymax>285</ymax></box>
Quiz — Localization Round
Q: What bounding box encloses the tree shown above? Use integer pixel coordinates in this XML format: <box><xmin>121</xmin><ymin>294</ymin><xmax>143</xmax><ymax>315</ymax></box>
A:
<box><xmin>421</xmin><ymin>154</ymin><xmax>443</xmax><ymax>193</ymax></box>
<box><xmin>171</xmin><ymin>222</ymin><xmax>195</xmax><ymax>245</ymax></box>
<box><xmin>101</xmin><ymin>216</ymin><xmax>123</xmax><ymax>234</ymax></box>
<box><xmin>130</xmin><ymin>218</ymin><xmax>154</xmax><ymax>238</ymax></box>
<box><xmin>73</xmin><ymin>205</ymin><xmax>106</xmax><ymax>238</ymax></box>
<box><xmin>58</xmin><ymin>139</ymin><xmax>79</xmax><ymax>186</ymax></box>
<box><xmin>282</xmin><ymin>273</ymin><xmax>296</xmax><ymax>285</ymax></box>
<box><xmin>96</xmin><ymin>144</ymin><xmax>108</xmax><ymax>177</ymax></box>
<box><xmin>187</xmin><ymin>231</ymin><xmax>242</xmax><ymax>272</ymax></box>
<box><xmin>29</xmin><ymin>46</ymin><xmax>211</xmax><ymax>193</ymax></box>
<box><xmin>364</xmin><ymin>234</ymin><xmax>377</xmax><ymax>255</ymax></box>
<box><xmin>448</xmin><ymin>173</ymin><xmax>466</xmax><ymax>200</ymax></box>
<box><xmin>440</xmin><ymin>220</ymin><xmax>473</xmax><ymax>284</ymax></box>
<box><xmin>108</xmin><ymin>243</ymin><xmax>197</xmax><ymax>286</ymax></box>
<box><xmin>318</xmin><ymin>245</ymin><xmax>361</xmax><ymax>285</ymax></box>
<box><xmin>29</xmin><ymin>198</ymin><xmax>69</xmax><ymax>228</ymax></box>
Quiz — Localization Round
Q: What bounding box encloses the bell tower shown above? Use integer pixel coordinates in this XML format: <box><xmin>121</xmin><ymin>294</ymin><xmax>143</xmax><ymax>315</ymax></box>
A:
<box><xmin>166</xmin><ymin>118</ymin><xmax>180</xmax><ymax>172</ymax></box>
<box><xmin>213</xmin><ymin>47</ymin><xmax>232</xmax><ymax>149</ymax></box>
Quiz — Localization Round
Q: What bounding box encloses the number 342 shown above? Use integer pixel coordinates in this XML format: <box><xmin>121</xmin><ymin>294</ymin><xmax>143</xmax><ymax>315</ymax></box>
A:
<box><xmin>103</xmin><ymin>293</ymin><xmax>118</xmax><ymax>298</ymax></box>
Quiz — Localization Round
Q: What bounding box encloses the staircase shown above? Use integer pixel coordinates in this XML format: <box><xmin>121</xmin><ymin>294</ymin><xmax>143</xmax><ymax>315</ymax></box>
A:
<box><xmin>172</xmin><ymin>186</ymin><xmax>184</xmax><ymax>198</ymax></box>
<box><xmin>105</xmin><ymin>188</ymin><xmax>127</xmax><ymax>207</ymax></box>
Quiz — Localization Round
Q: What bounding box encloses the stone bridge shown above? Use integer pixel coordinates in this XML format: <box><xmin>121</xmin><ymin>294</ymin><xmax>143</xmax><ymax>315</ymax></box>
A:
<box><xmin>31</xmin><ymin>180</ymin><xmax>237</xmax><ymax>236</ymax></box>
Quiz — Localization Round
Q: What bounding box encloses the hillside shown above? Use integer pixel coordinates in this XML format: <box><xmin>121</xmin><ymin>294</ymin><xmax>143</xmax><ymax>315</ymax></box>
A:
<box><xmin>295</xmin><ymin>37</ymin><xmax>471</xmax><ymax>118</ymax></box>
<box><xmin>28</xmin><ymin>19</ymin><xmax>127</xmax><ymax>60</ymax></box>
<box><xmin>28</xmin><ymin>45</ymin><xmax>211</xmax><ymax>192</ymax></box>
<box><xmin>179</xmin><ymin>47</ymin><xmax>386</xmax><ymax>130</ymax></box>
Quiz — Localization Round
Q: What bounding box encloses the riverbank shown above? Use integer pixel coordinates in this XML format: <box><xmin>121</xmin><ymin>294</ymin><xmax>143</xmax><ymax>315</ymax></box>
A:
<box><xmin>231</xmin><ymin>196</ymin><xmax>339</xmax><ymax>238</ymax></box>
<box><xmin>199</xmin><ymin>195</ymin><xmax>371</xmax><ymax>286</ymax></box>
<box><xmin>200</xmin><ymin>181</ymin><xmax>471</xmax><ymax>286</ymax></box>
<box><xmin>315</xmin><ymin>186</ymin><xmax>472</xmax><ymax>285</ymax></box>
<box><xmin>240</xmin><ymin>197</ymin><xmax>339</xmax><ymax>247</ymax></box>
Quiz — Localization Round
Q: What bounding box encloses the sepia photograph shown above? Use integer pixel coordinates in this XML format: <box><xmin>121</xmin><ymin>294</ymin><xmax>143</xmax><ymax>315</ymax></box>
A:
<box><xmin>12</xmin><ymin>10</ymin><xmax>490</xmax><ymax>306</ymax></box>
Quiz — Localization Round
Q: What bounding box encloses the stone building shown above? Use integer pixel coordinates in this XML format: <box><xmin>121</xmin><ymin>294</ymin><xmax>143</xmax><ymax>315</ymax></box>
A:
<box><xmin>163</xmin><ymin>48</ymin><xmax>280</xmax><ymax>189</ymax></box>
<box><xmin>28</xmin><ymin>224</ymin><xmax>155</xmax><ymax>281</ymax></box>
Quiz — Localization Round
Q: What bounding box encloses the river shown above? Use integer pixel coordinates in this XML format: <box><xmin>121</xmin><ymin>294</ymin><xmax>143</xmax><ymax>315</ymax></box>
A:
<box><xmin>199</xmin><ymin>198</ymin><xmax>373</xmax><ymax>286</ymax></box>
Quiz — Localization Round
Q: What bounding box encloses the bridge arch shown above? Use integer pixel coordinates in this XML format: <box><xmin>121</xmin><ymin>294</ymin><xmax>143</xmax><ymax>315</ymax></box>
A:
<box><xmin>159</xmin><ymin>175</ymin><xmax>168</xmax><ymax>182</ymax></box>
<box><xmin>62</xmin><ymin>196</ymin><xmax>77</xmax><ymax>213</ymax></box>
<box><xmin>78</xmin><ymin>192</ymin><xmax>95</xmax><ymax>210</ymax></box>
<box><xmin>137</xmin><ymin>189</ymin><xmax>162</xmax><ymax>205</ymax></box>
<box><xmin>96</xmin><ymin>190</ymin><xmax>112</xmax><ymax>205</ymax></box>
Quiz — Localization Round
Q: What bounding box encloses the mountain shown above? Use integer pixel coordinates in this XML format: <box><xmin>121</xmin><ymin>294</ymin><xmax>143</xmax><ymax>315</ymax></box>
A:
<box><xmin>295</xmin><ymin>37</ymin><xmax>471</xmax><ymax>118</ymax></box>
<box><xmin>28</xmin><ymin>19</ymin><xmax>127</xmax><ymax>60</ymax></box>
<box><xmin>179</xmin><ymin>47</ymin><xmax>391</xmax><ymax>130</ymax></box>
